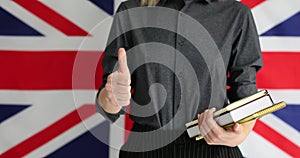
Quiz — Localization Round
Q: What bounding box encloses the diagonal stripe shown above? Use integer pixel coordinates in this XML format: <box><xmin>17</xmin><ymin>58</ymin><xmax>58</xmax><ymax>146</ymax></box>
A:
<box><xmin>0</xmin><ymin>104</ymin><xmax>96</xmax><ymax>158</ymax></box>
<box><xmin>251</xmin><ymin>0</ymin><xmax>300</xmax><ymax>35</ymax></box>
<box><xmin>254</xmin><ymin>120</ymin><xmax>300</xmax><ymax>158</ymax></box>
<box><xmin>46</xmin><ymin>122</ymin><xmax>109</xmax><ymax>158</ymax></box>
<box><xmin>241</xmin><ymin>0</ymin><xmax>266</xmax><ymax>8</ymax></box>
<box><xmin>273</xmin><ymin>104</ymin><xmax>300</xmax><ymax>132</ymax></box>
<box><xmin>260</xmin><ymin>113</ymin><xmax>300</xmax><ymax>147</ymax></box>
<box><xmin>13</xmin><ymin>0</ymin><xmax>89</xmax><ymax>36</ymax></box>
<box><xmin>261</xmin><ymin>11</ymin><xmax>300</xmax><ymax>36</ymax></box>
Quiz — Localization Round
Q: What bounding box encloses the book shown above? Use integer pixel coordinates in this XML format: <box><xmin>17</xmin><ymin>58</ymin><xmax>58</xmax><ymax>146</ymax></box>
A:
<box><xmin>185</xmin><ymin>90</ymin><xmax>269</xmax><ymax>128</ymax></box>
<box><xmin>185</xmin><ymin>90</ymin><xmax>286</xmax><ymax>140</ymax></box>
<box><xmin>194</xmin><ymin>102</ymin><xmax>286</xmax><ymax>140</ymax></box>
<box><xmin>215</xmin><ymin>95</ymin><xmax>274</xmax><ymax>126</ymax></box>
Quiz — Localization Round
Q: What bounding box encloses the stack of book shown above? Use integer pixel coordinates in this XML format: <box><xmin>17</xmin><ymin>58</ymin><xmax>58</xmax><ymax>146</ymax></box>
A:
<box><xmin>185</xmin><ymin>90</ymin><xmax>286</xmax><ymax>140</ymax></box>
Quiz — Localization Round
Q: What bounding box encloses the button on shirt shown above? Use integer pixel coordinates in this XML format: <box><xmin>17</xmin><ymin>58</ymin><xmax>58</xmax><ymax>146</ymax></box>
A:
<box><xmin>96</xmin><ymin>0</ymin><xmax>263</xmax><ymax>130</ymax></box>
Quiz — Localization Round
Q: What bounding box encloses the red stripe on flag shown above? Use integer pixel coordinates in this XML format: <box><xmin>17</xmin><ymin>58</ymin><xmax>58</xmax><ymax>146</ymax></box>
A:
<box><xmin>0</xmin><ymin>51</ymin><xmax>299</xmax><ymax>90</ymax></box>
<box><xmin>124</xmin><ymin>106</ymin><xmax>133</xmax><ymax>143</ymax></box>
<box><xmin>0</xmin><ymin>51</ymin><xmax>103</xmax><ymax>90</ymax></box>
<box><xmin>257</xmin><ymin>52</ymin><xmax>300</xmax><ymax>89</ymax></box>
<box><xmin>0</xmin><ymin>104</ymin><xmax>96</xmax><ymax>158</ymax></box>
<box><xmin>241</xmin><ymin>0</ymin><xmax>266</xmax><ymax>8</ymax></box>
<box><xmin>254</xmin><ymin>120</ymin><xmax>300</xmax><ymax>158</ymax></box>
<box><xmin>13</xmin><ymin>0</ymin><xmax>89</xmax><ymax>36</ymax></box>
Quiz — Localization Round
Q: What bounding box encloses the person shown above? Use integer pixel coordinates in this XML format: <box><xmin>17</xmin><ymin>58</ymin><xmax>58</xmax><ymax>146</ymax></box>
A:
<box><xmin>96</xmin><ymin>0</ymin><xmax>263</xmax><ymax>157</ymax></box>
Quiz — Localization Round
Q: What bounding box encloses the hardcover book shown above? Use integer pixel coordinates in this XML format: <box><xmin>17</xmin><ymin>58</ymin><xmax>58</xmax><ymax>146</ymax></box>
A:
<box><xmin>185</xmin><ymin>90</ymin><xmax>286</xmax><ymax>140</ymax></box>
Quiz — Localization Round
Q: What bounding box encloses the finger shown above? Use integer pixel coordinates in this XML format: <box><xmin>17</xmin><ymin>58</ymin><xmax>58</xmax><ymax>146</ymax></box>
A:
<box><xmin>205</xmin><ymin>122</ymin><xmax>225</xmax><ymax>144</ymax></box>
<box><xmin>203</xmin><ymin>132</ymin><xmax>216</xmax><ymax>145</ymax></box>
<box><xmin>110</xmin><ymin>73</ymin><xmax>130</xmax><ymax>84</ymax></box>
<box><xmin>115</xmin><ymin>76</ymin><xmax>131</xmax><ymax>86</ymax></box>
<box><xmin>205</xmin><ymin>108</ymin><xmax>217</xmax><ymax>130</ymax></box>
<box><xmin>201</xmin><ymin>109</ymin><xmax>219</xmax><ymax>137</ymax></box>
<box><xmin>232</xmin><ymin>123</ymin><xmax>242</xmax><ymax>133</ymax></box>
<box><xmin>115</xmin><ymin>93</ymin><xmax>131</xmax><ymax>100</ymax></box>
<box><xmin>111</xmin><ymin>84</ymin><xmax>131</xmax><ymax>93</ymax></box>
<box><xmin>117</xmin><ymin>48</ymin><xmax>129</xmax><ymax>73</ymax></box>
<box><xmin>199</xmin><ymin>110</ymin><xmax>211</xmax><ymax>136</ymax></box>
<box><xmin>117</xmin><ymin>100</ymin><xmax>130</xmax><ymax>106</ymax></box>
<box><xmin>105</xmin><ymin>83</ymin><xmax>112</xmax><ymax>91</ymax></box>
<box><xmin>117</xmin><ymin>87</ymin><xmax>131</xmax><ymax>94</ymax></box>
<box><xmin>107</xmin><ymin>74</ymin><xmax>113</xmax><ymax>82</ymax></box>
<box><xmin>203</xmin><ymin>109</ymin><xmax>223</xmax><ymax>135</ymax></box>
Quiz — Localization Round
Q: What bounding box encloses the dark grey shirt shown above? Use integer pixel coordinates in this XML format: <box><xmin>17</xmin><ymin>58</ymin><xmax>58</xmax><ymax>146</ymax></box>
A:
<box><xmin>96</xmin><ymin>0</ymin><xmax>262</xmax><ymax>130</ymax></box>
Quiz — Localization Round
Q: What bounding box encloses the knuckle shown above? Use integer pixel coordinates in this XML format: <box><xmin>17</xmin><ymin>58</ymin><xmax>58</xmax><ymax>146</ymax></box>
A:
<box><xmin>124</xmin><ymin>100</ymin><xmax>130</xmax><ymax>106</ymax></box>
<box><xmin>107</xmin><ymin>74</ymin><xmax>114</xmax><ymax>80</ymax></box>
<box><xmin>108</xmin><ymin>93</ymin><xmax>116</xmax><ymax>100</ymax></box>
<box><xmin>126</xmin><ymin>93</ymin><xmax>131</xmax><ymax>99</ymax></box>
<box><xmin>105</xmin><ymin>84</ymin><xmax>112</xmax><ymax>91</ymax></box>
<box><xmin>107</xmin><ymin>93</ymin><xmax>113</xmax><ymax>100</ymax></box>
<box><xmin>211</xmin><ymin>137</ymin><xmax>218</xmax><ymax>143</ymax></box>
<box><xmin>206</xmin><ymin>139</ymin><xmax>213</xmax><ymax>145</ymax></box>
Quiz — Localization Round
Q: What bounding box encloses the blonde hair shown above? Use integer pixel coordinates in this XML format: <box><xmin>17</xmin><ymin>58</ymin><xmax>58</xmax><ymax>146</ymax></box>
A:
<box><xmin>140</xmin><ymin>0</ymin><xmax>160</xmax><ymax>6</ymax></box>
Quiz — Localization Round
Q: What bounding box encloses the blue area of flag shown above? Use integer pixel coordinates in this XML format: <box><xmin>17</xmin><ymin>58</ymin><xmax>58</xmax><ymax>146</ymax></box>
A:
<box><xmin>89</xmin><ymin>0</ymin><xmax>114</xmax><ymax>15</ymax></box>
<box><xmin>0</xmin><ymin>8</ymin><xmax>43</xmax><ymax>36</ymax></box>
<box><xmin>47</xmin><ymin>121</ymin><xmax>110</xmax><ymax>158</ymax></box>
<box><xmin>0</xmin><ymin>104</ymin><xmax>30</xmax><ymax>123</ymax></box>
<box><xmin>273</xmin><ymin>104</ymin><xmax>300</xmax><ymax>132</ymax></box>
<box><xmin>261</xmin><ymin>12</ymin><xmax>300</xmax><ymax>36</ymax></box>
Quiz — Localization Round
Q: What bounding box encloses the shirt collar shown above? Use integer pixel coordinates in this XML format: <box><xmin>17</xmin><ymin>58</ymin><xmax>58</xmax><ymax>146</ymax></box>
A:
<box><xmin>184</xmin><ymin>0</ymin><xmax>212</xmax><ymax>4</ymax></box>
<box><xmin>156</xmin><ymin>0</ymin><xmax>213</xmax><ymax>7</ymax></box>
<box><xmin>197</xmin><ymin>0</ymin><xmax>212</xmax><ymax>3</ymax></box>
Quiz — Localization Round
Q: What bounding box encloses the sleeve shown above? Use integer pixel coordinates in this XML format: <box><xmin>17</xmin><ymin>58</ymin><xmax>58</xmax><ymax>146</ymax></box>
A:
<box><xmin>95</xmin><ymin>2</ymin><xmax>128</xmax><ymax>122</ymax></box>
<box><xmin>227</xmin><ymin>7</ymin><xmax>263</xmax><ymax>102</ymax></box>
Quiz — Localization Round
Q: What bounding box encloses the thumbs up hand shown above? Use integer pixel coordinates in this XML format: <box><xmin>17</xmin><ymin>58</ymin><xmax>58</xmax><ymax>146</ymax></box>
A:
<box><xmin>104</xmin><ymin>48</ymin><xmax>131</xmax><ymax>108</ymax></box>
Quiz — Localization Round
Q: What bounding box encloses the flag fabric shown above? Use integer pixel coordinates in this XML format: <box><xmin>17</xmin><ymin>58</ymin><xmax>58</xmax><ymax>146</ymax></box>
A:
<box><xmin>0</xmin><ymin>0</ymin><xmax>299</xmax><ymax>158</ymax></box>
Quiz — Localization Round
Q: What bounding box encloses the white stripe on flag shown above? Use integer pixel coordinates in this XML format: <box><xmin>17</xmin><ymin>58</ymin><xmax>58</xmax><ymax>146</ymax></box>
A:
<box><xmin>252</xmin><ymin>0</ymin><xmax>300</xmax><ymax>35</ymax></box>
<box><xmin>42</xmin><ymin>0</ymin><xmax>111</xmax><ymax>32</ymax></box>
<box><xmin>0</xmin><ymin>0</ymin><xmax>65</xmax><ymax>37</ymax></box>
<box><xmin>267</xmin><ymin>90</ymin><xmax>300</xmax><ymax>104</ymax></box>
<box><xmin>260</xmin><ymin>114</ymin><xmax>300</xmax><ymax>146</ymax></box>
<box><xmin>260</xmin><ymin>37</ymin><xmax>300</xmax><ymax>52</ymax></box>
<box><xmin>239</xmin><ymin>132</ymin><xmax>292</xmax><ymax>158</ymax></box>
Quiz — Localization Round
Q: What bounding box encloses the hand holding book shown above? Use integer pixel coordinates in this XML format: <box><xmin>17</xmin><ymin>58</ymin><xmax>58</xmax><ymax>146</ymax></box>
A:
<box><xmin>186</xmin><ymin>90</ymin><xmax>286</xmax><ymax>141</ymax></box>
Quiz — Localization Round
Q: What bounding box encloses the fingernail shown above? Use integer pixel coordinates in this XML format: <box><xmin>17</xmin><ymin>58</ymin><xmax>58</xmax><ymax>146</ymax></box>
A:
<box><xmin>198</xmin><ymin>114</ymin><xmax>200</xmax><ymax>118</ymax></box>
<box><xmin>212</xmin><ymin>107</ymin><xmax>216</xmax><ymax>111</ymax></box>
<box><xmin>235</xmin><ymin>123</ymin><xmax>240</xmax><ymax>129</ymax></box>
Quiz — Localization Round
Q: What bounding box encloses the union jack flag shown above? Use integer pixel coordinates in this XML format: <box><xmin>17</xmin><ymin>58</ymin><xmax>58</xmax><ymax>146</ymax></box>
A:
<box><xmin>0</xmin><ymin>0</ymin><xmax>299</xmax><ymax>158</ymax></box>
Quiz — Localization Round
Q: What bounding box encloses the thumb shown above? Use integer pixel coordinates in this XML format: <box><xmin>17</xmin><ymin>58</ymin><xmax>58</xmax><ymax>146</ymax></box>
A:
<box><xmin>118</xmin><ymin>48</ymin><xmax>129</xmax><ymax>73</ymax></box>
<box><xmin>233</xmin><ymin>123</ymin><xmax>241</xmax><ymax>133</ymax></box>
